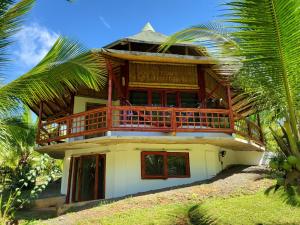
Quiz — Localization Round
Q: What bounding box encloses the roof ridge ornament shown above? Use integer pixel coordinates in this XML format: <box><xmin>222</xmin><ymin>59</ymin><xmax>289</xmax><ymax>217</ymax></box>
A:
<box><xmin>142</xmin><ymin>22</ymin><xmax>155</xmax><ymax>32</ymax></box>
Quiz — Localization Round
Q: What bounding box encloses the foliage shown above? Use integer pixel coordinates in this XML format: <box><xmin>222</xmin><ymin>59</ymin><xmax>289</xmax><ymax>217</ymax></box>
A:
<box><xmin>163</xmin><ymin>0</ymin><xmax>300</xmax><ymax>190</ymax></box>
<box><xmin>269</xmin><ymin>122</ymin><xmax>300</xmax><ymax>190</ymax></box>
<box><xmin>0</xmin><ymin>37</ymin><xmax>107</xmax><ymax>113</ymax></box>
<box><xmin>0</xmin><ymin>107</ymin><xmax>61</xmax><ymax>223</ymax></box>
<box><xmin>0</xmin><ymin>0</ymin><xmax>107</xmax><ymax>117</ymax></box>
<box><xmin>0</xmin><ymin>0</ymin><xmax>34</xmax><ymax>75</ymax></box>
<box><xmin>0</xmin><ymin>0</ymin><xmax>108</xmax><ymax>224</ymax></box>
<box><xmin>0</xmin><ymin>190</ymin><xmax>19</xmax><ymax>224</ymax></box>
<box><xmin>163</xmin><ymin>0</ymin><xmax>300</xmax><ymax>122</ymax></box>
<box><xmin>0</xmin><ymin>155</ymin><xmax>61</xmax><ymax>224</ymax></box>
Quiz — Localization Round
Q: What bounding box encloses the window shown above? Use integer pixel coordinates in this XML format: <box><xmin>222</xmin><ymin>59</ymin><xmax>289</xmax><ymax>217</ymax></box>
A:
<box><xmin>141</xmin><ymin>151</ymin><xmax>190</xmax><ymax>179</ymax></box>
<box><xmin>128</xmin><ymin>89</ymin><xmax>199</xmax><ymax>108</ymax></box>
<box><xmin>180</xmin><ymin>92</ymin><xmax>198</xmax><ymax>108</ymax></box>
<box><xmin>129</xmin><ymin>90</ymin><xmax>148</xmax><ymax>106</ymax></box>
<box><xmin>152</xmin><ymin>91</ymin><xmax>162</xmax><ymax>106</ymax></box>
<box><xmin>166</xmin><ymin>92</ymin><xmax>177</xmax><ymax>107</ymax></box>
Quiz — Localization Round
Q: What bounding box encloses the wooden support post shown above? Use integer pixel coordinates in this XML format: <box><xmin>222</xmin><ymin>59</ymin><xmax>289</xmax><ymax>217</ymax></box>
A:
<box><xmin>124</xmin><ymin>62</ymin><xmax>129</xmax><ymax>101</ymax></box>
<box><xmin>106</xmin><ymin>60</ymin><xmax>113</xmax><ymax>130</ymax></box>
<box><xmin>257</xmin><ymin>113</ymin><xmax>264</xmax><ymax>143</ymax></box>
<box><xmin>36</xmin><ymin>101</ymin><xmax>44</xmax><ymax>144</ymax></box>
<box><xmin>171</xmin><ymin>109</ymin><xmax>177</xmax><ymax>136</ymax></box>
<box><xmin>69</xmin><ymin>93</ymin><xmax>75</xmax><ymax>114</ymax></box>
<box><xmin>94</xmin><ymin>155</ymin><xmax>99</xmax><ymax>200</ymax></box>
<box><xmin>71</xmin><ymin>158</ymin><xmax>78</xmax><ymax>203</ymax></box>
<box><xmin>197</xmin><ymin>66</ymin><xmax>206</xmax><ymax>108</ymax></box>
<box><xmin>66</xmin><ymin>157</ymin><xmax>73</xmax><ymax>203</ymax></box>
<box><xmin>226</xmin><ymin>85</ymin><xmax>235</xmax><ymax>132</ymax></box>
<box><xmin>77</xmin><ymin>157</ymin><xmax>83</xmax><ymax>202</ymax></box>
<box><xmin>246</xmin><ymin>119</ymin><xmax>252</xmax><ymax>140</ymax></box>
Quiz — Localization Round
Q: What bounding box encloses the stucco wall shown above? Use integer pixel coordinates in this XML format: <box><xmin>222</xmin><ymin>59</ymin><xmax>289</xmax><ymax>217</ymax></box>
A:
<box><xmin>61</xmin><ymin>143</ymin><xmax>264</xmax><ymax>199</ymax></box>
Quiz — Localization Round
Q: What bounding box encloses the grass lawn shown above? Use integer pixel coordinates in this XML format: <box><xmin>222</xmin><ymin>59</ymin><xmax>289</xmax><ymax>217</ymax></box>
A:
<box><xmin>189</xmin><ymin>189</ymin><xmax>300</xmax><ymax>225</ymax></box>
<box><xmin>17</xmin><ymin>167</ymin><xmax>300</xmax><ymax>225</ymax></box>
<box><xmin>77</xmin><ymin>203</ymin><xmax>191</xmax><ymax>225</ymax></box>
<box><xmin>31</xmin><ymin>189</ymin><xmax>299</xmax><ymax>225</ymax></box>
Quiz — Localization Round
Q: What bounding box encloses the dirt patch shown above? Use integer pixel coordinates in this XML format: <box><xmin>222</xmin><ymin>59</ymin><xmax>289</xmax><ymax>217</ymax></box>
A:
<box><xmin>40</xmin><ymin>166</ymin><xmax>273</xmax><ymax>225</ymax></box>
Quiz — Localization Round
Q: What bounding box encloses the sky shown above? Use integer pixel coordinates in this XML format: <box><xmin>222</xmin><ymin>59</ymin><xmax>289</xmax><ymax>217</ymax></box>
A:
<box><xmin>7</xmin><ymin>0</ymin><xmax>221</xmax><ymax>83</ymax></box>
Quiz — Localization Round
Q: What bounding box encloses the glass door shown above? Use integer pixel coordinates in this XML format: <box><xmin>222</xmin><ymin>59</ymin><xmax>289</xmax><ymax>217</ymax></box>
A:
<box><xmin>70</xmin><ymin>154</ymin><xmax>105</xmax><ymax>202</ymax></box>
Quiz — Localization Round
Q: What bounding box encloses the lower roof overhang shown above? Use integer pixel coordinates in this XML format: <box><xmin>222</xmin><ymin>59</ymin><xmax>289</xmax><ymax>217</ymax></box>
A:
<box><xmin>36</xmin><ymin>136</ymin><xmax>265</xmax><ymax>159</ymax></box>
<box><xmin>100</xmin><ymin>48</ymin><xmax>216</xmax><ymax>65</ymax></box>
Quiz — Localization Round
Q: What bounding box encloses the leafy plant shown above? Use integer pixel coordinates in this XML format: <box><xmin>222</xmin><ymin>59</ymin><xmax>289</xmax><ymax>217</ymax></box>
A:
<box><xmin>0</xmin><ymin>154</ymin><xmax>61</xmax><ymax>224</ymax></box>
<box><xmin>269</xmin><ymin>120</ymin><xmax>300</xmax><ymax>190</ymax></box>
<box><xmin>163</xmin><ymin>0</ymin><xmax>300</xmax><ymax>190</ymax></box>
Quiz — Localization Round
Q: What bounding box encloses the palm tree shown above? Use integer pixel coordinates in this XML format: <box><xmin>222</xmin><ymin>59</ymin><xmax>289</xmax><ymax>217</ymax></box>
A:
<box><xmin>0</xmin><ymin>0</ymin><xmax>107</xmax><ymax>131</ymax></box>
<box><xmin>0</xmin><ymin>106</ymin><xmax>37</xmax><ymax>188</ymax></box>
<box><xmin>0</xmin><ymin>0</ymin><xmax>107</xmax><ymax>222</ymax></box>
<box><xmin>163</xmin><ymin>0</ymin><xmax>300</xmax><ymax>186</ymax></box>
<box><xmin>0</xmin><ymin>106</ymin><xmax>35</xmax><ymax>168</ymax></box>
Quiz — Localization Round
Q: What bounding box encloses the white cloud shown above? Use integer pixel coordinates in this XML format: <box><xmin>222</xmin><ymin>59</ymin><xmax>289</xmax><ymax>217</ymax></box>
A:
<box><xmin>14</xmin><ymin>23</ymin><xmax>59</xmax><ymax>67</ymax></box>
<box><xmin>99</xmin><ymin>16</ymin><xmax>111</xmax><ymax>29</ymax></box>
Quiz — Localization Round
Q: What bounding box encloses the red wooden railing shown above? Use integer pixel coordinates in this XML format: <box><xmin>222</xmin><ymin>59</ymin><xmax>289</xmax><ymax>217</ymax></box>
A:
<box><xmin>37</xmin><ymin>106</ymin><xmax>263</xmax><ymax>146</ymax></box>
<box><xmin>39</xmin><ymin>107</ymin><xmax>107</xmax><ymax>143</ymax></box>
<box><xmin>234</xmin><ymin>117</ymin><xmax>264</xmax><ymax>145</ymax></box>
<box><xmin>111</xmin><ymin>106</ymin><xmax>232</xmax><ymax>133</ymax></box>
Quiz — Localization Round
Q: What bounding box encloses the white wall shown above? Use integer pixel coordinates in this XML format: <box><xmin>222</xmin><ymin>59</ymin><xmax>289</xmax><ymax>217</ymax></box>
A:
<box><xmin>61</xmin><ymin>143</ymin><xmax>264</xmax><ymax>199</ymax></box>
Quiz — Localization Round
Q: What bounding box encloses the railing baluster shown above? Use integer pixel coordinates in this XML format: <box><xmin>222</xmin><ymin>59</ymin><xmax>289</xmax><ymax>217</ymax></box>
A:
<box><xmin>38</xmin><ymin>106</ymin><xmax>264</xmax><ymax>146</ymax></box>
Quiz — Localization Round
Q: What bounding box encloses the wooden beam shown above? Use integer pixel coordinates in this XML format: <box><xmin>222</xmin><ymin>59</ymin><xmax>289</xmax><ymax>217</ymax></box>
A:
<box><xmin>106</xmin><ymin>60</ymin><xmax>113</xmax><ymax>129</ymax></box>
<box><xmin>69</xmin><ymin>93</ymin><xmax>75</xmax><ymax>114</ymax></box>
<box><xmin>43</xmin><ymin>101</ymin><xmax>56</xmax><ymax>115</ymax></box>
<box><xmin>257</xmin><ymin>113</ymin><xmax>264</xmax><ymax>143</ymax></box>
<box><xmin>206</xmin><ymin>83</ymin><xmax>221</xmax><ymax>99</ymax></box>
<box><xmin>146</xmin><ymin>44</ymin><xmax>158</xmax><ymax>53</ymax></box>
<box><xmin>227</xmin><ymin>86</ymin><xmax>235</xmax><ymax>131</ymax></box>
<box><xmin>34</xmin><ymin>102</ymin><xmax>47</xmax><ymax>118</ymax></box>
<box><xmin>111</xmin><ymin>68</ymin><xmax>123</xmax><ymax>99</ymax></box>
<box><xmin>102</xmin><ymin>155</ymin><xmax>106</xmax><ymax>198</ymax></box>
<box><xmin>77</xmin><ymin>157</ymin><xmax>83</xmax><ymax>202</ymax></box>
<box><xmin>71</xmin><ymin>158</ymin><xmax>78</xmax><ymax>203</ymax></box>
<box><xmin>185</xmin><ymin>46</ymin><xmax>188</xmax><ymax>55</ymax></box>
<box><xmin>36</xmin><ymin>101</ymin><xmax>44</xmax><ymax>144</ymax></box>
<box><xmin>197</xmin><ymin>66</ymin><xmax>206</xmax><ymax>108</ymax></box>
<box><xmin>94</xmin><ymin>155</ymin><xmax>99</xmax><ymax>200</ymax></box>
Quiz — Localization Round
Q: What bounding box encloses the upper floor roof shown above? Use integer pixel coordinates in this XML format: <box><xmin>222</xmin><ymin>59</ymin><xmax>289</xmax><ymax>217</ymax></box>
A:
<box><xmin>103</xmin><ymin>22</ymin><xmax>206</xmax><ymax>57</ymax></box>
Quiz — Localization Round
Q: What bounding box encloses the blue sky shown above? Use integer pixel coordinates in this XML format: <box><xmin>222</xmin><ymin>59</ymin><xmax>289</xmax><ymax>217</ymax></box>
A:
<box><xmin>7</xmin><ymin>0</ymin><xmax>221</xmax><ymax>82</ymax></box>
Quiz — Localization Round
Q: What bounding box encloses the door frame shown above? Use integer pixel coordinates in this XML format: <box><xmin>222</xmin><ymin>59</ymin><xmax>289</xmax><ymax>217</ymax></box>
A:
<box><xmin>66</xmin><ymin>154</ymin><xmax>106</xmax><ymax>203</ymax></box>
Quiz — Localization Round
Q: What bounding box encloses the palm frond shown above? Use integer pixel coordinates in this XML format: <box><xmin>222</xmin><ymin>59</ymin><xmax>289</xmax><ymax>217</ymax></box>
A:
<box><xmin>0</xmin><ymin>37</ymin><xmax>107</xmax><ymax>108</ymax></box>
<box><xmin>160</xmin><ymin>23</ymin><xmax>236</xmax><ymax>57</ymax></box>
<box><xmin>223</xmin><ymin>0</ymin><xmax>300</xmax><ymax>138</ymax></box>
<box><xmin>164</xmin><ymin>0</ymin><xmax>300</xmax><ymax>138</ymax></box>
<box><xmin>0</xmin><ymin>0</ymin><xmax>35</xmax><ymax>73</ymax></box>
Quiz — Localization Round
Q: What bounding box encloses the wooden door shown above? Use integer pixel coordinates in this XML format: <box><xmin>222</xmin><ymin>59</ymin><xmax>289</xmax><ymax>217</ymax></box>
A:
<box><xmin>67</xmin><ymin>154</ymin><xmax>106</xmax><ymax>203</ymax></box>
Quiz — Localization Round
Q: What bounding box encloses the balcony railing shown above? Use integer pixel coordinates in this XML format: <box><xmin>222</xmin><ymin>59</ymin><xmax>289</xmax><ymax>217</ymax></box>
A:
<box><xmin>37</xmin><ymin>106</ymin><xmax>263</xmax><ymax>146</ymax></box>
<box><xmin>234</xmin><ymin>117</ymin><xmax>264</xmax><ymax>145</ymax></box>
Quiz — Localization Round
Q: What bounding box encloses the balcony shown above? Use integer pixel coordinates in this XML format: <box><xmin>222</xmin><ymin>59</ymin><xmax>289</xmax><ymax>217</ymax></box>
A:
<box><xmin>37</xmin><ymin>106</ymin><xmax>264</xmax><ymax>146</ymax></box>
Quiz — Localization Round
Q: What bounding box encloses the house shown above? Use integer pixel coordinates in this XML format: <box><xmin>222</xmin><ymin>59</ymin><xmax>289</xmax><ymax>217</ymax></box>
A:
<box><xmin>29</xmin><ymin>23</ymin><xmax>265</xmax><ymax>203</ymax></box>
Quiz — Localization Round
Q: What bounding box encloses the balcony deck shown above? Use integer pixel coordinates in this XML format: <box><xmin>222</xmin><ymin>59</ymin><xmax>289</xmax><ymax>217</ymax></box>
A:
<box><xmin>37</xmin><ymin>106</ymin><xmax>264</xmax><ymax>148</ymax></box>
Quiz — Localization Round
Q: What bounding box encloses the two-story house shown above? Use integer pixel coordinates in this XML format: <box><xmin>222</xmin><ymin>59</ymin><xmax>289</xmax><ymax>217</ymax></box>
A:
<box><xmin>29</xmin><ymin>23</ymin><xmax>265</xmax><ymax>203</ymax></box>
